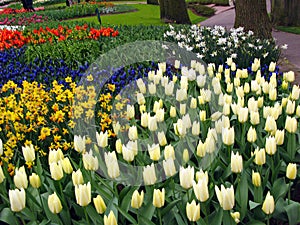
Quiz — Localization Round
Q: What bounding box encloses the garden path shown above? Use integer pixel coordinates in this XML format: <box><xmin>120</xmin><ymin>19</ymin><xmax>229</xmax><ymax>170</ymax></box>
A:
<box><xmin>200</xmin><ymin>5</ymin><xmax>300</xmax><ymax>85</ymax></box>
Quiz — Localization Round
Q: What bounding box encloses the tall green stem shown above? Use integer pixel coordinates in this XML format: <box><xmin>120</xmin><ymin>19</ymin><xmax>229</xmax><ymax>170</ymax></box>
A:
<box><xmin>157</xmin><ymin>208</ymin><xmax>162</xmax><ymax>225</ymax></box>
<box><xmin>288</xmin><ymin>180</ymin><xmax>292</xmax><ymax>204</ymax></box>
<box><xmin>84</xmin><ymin>206</ymin><xmax>90</xmax><ymax>225</ymax></box>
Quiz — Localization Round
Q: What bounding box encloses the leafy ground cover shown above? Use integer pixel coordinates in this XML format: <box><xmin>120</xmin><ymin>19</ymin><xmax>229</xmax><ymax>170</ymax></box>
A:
<box><xmin>276</xmin><ymin>26</ymin><xmax>300</xmax><ymax>35</ymax></box>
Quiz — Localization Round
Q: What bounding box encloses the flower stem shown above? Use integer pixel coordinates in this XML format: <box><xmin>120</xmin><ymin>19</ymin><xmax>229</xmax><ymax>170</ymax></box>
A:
<box><xmin>157</xmin><ymin>208</ymin><xmax>162</xmax><ymax>225</ymax></box>
<box><xmin>288</xmin><ymin>180</ymin><xmax>292</xmax><ymax>204</ymax></box>
<box><xmin>84</xmin><ymin>206</ymin><xmax>91</xmax><ymax>225</ymax></box>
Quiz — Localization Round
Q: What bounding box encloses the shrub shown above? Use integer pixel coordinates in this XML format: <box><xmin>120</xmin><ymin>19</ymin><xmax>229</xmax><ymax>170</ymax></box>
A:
<box><xmin>189</xmin><ymin>4</ymin><xmax>215</xmax><ymax>17</ymax></box>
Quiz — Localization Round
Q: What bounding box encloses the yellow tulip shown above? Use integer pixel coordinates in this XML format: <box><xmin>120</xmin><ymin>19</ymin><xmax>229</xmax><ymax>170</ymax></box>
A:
<box><xmin>247</xmin><ymin>126</ymin><xmax>257</xmax><ymax>143</ymax></box>
<box><xmin>265</xmin><ymin>136</ymin><xmax>277</xmax><ymax>155</ymax></box>
<box><xmin>14</xmin><ymin>166</ymin><xmax>28</xmax><ymax>189</ymax></box>
<box><xmin>179</xmin><ymin>166</ymin><xmax>194</xmax><ymax>189</ymax></box>
<box><xmin>158</xmin><ymin>131</ymin><xmax>167</xmax><ymax>146</ymax></box>
<box><xmin>104</xmin><ymin>151</ymin><xmax>120</xmax><ymax>179</ymax></box>
<box><xmin>48</xmin><ymin>192</ymin><xmax>62</xmax><ymax>214</ymax></box>
<box><xmin>163</xmin><ymin>158</ymin><xmax>176</xmax><ymax>177</ymax></box>
<box><xmin>222</xmin><ymin>127</ymin><xmax>235</xmax><ymax>146</ymax></box>
<box><xmin>186</xmin><ymin>200</ymin><xmax>200</xmax><ymax>222</ymax></box>
<box><xmin>253</xmin><ymin>148</ymin><xmax>266</xmax><ymax>166</ymax></box>
<box><xmin>72</xmin><ymin>169</ymin><xmax>84</xmax><ymax>186</ymax></box>
<box><xmin>275</xmin><ymin>129</ymin><xmax>285</xmax><ymax>145</ymax></box>
<box><xmin>285</xmin><ymin>116</ymin><xmax>297</xmax><ymax>133</ymax></box>
<box><xmin>50</xmin><ymin>162</ymin><xmax>63</xmax><ymax>181</ymax></box>
<box><xmin>9</xmin><ymin>188</ymin><xmax>26</xmax><ymax>212</ymax></box>
<box><xmin>29</xmin><ymin>173</ymin><xmax>41</xmax><ymax>188</ymax></box>
<box><xmin>143</xmin><ymin>164</ymin><xmax>157</xmax><ymax>185</ymax></box>
<box><xmin>82</xmin><ymin>150</ymin><xmax>99</xmax><ymax>171</ymax></box>
<box><xmin>0</xmin><ymin>165</ymin><xmax>5</xmax><ymax>184</ymax></box>
<box><xmin>169</xmin><ymin>106</ymin><xmax>176</xmax><ymax>118</ymax></box>
<box><xmin>75</xmin><ymin>182</ymin><xmax>91</xmax><ymax>207</ymax></box>
<box><xmin>286</xmin><ymin>163</ymin><xmax>297</xmax><ymax>180</ymax></box>
<box><xmin>148</xmin><ymin>144</ymin><xmax>160</xmax><ymax>161</ymax></box>
<box><xmin>231</xmin><ymin>151</ymin><xmax>243</xmax><ymax>173</ymax></box>
<box><xmin>252</xmin><ymin>171</ymin><xmax>261</xmax><ymax>187</ymax></box>
<box><xmin>262</xmin><ymin>191</ymin><xmax>275</xmax><ymax>215</ymax></box>
<box><xmin>153</xmin><ymin>188</ymin><xmax>165</xmax><ymax>208</ymax></box>
<box><xmin>61</xmin><ymin>157</ymin><xmax>73</xmax><ymax>174</ymax></box>
<box><xmin>131</xmin><ymin>190</ymin><xmax>144</xmax><ymax>209</ymax></box>
<box><xmin>215</xmin><ymin>184</ymin><xmax>235</xmax><ymax>210</ymax></box>
<box><xmin>96</xmin><ymin>131</ymin><xmax>108</xmax><ymax>148</ymax></box>
<box><xmin>93</xmin><ymin>195</ymin><xmax>106</xmax><ymax>214</ymax></box>
<box><xmin>230</xmin><ymin>212</ymin><xmax>240</xmax><ymax>223</ymax></box>
<box><xmin>104</xmin><ymin>211</ymin><xmax>117</xmax><ymax>225</ymax></box>
<box><xmin>164</xmin><ymin>145</ymin><xmax>175</xmax><ymax>160</ymax></box>
<box><xmin>22</xmin><ymin>144</ymin><xmax>35</xmax><ymax>163</ymax></box>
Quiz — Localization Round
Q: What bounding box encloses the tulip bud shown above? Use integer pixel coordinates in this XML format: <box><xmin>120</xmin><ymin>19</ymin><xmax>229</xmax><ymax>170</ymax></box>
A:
<box><xmin>165</xmin><ymin>81</ymin><xmax>174</xmax><ymax>96</ymax></box>
<box><xmin>291</xmin><ymin>85</ymin><xmax>300</xmax><ymax>100</ymax></box>
<box><xmin>196</xmin><ymin>140</ymin><xmax>206</xmax><ymax>157</ymax></box>
<box><xmin>231</xmin><ymin>151</ymin><xmax>243</xmax><ymax>173</ymax></box>
<box><xmin>253</xmin><ymin>148</ymin><xmax>266</xmax><ymax>166</ymax></box>
<box><xmin>286</xmin><ymin>100</ymin><xmax>295</xmax><ymax>115</ymax></box>
<box><xmin>75</xmin><ymin>182</ymin><xmax>91</xmax><ymax>207</ymax></box>
<box><xmin>262</xmin><ymin>191</ymin><xmax>275</xmax><ymax>214</ymax></box>
<box><xmin>136</xmin><ymin>78</ymin><xmax>146</xmax><ymax>94</ymax></box>
<box><xmin>61</xmin><ymin>157</ymin><xmax>73</xmax><ymax>174</ymax></box>
<box><xmin>231</xmin><ymin>62</ymin><xmax>236</xmax><ymax>71</ymax></box>
<box><xmin>104</xmin><ymin>211</ymin><xmax>117</xmax><ymax>225</ymax></box>
<box><xmin>296</xmin><ymin>105</ymin><xmax>300</xmax><ymax>117</ymax></box>
<box><xmin>143</xmin><ymin>164</ymin><xmax>157</xmax><ymax>185</ymax></box>
<box><xmin>22</xmin><ymin>144</ymin><xmax>35</xmax><ymax>163</ymax></box>
<box><xmin>49</xmin><ymin>148</ymin><xmax>64</xmax><ymax>165</ymax></box>
<box><xmin>269</xmin><ymin>87</ymin><xmax>277</xmax><ymax>101</ymax></box>
<box><xmin>148</xmin><ymin>82</ymin><xmax>156</xmax><ymax>95</ymax></box>
<box><xmin>183</xmin><ymin>149</ymin><xmax>189</xmax><ymax>163</ymax></box>
<box><xmin>179</xmin><ymin>166</ymin><xmax>194</xmax><ymax>189</ymax></box>
<box><xmin>180</xmin><ymin>104</ymin><xmax>186</xmax><ymax>115</ymax></box>
<box><xmin>170</xmin><ymin>106</ymin><xmax>176</xmax><ymax>118</ymax></box>
<box><xmin>265</xmin><ymin>136</ymin><xmax>277</xmax><ymax>155</ymax></box>
<box><xmin>29</xmin><ymin>173</ymin><xmax>41</xmax><ymax>188</ymax></box>
<box><xmin>186</xmin><ymin>200</ymin><xmax>200</xmax><ymax>222</ymax></box>
<box><xmin>227</xmin><ymin>82</ymin><xmax>233</xmax><ymax>93</ymax></box>
<box><xmin>286</xmin><ymin>163</ymin><xmax>297</xmax><ymax>180</ymax></box>
<box><xmin>14</xmin><ymin>166</ymin><xmax>28</xmax><ymax>189</ymax></box>
<box><xmin>215</xmin><ymin>184</ymin><xmax>235</xmax><ymax>210</ymax></box>
<box><xmin>141</xmin><ymin>112</ymin><xmax>149</xmax><ymax>128</ymax></box>
<box><xmin>148</xmin><ymin>144</ymin><xmax>161</xmax><ymax>161</ymax></box>
<box><xmin>175</xmin><ymin>60</ymin><xmax>180</xmax><ymax>69</ymax></box>
<box><xmin>48</xmin><ymin>192</ymin><xmax>62</xmax><ymax>214</ymax></box>
<box><xmin>285</xmin><ymin>116</ymin><xmax>297</xmax><ymax>133</ymax></box>
<box><xmin>96</xmin><ymin>131</ymin><xmax>108</xmax><ymax>148</ymax></box>
<box><xmin>9</xmin><ymin>188</ymin><xmax>26</xmax><ymax>212</ymax></box>
<box><xmin>252</xmin><ymin>171</ymin><xmax>261</xmax><ymax>187</ymax></box>
<box><xmin>222</xmin><ymin>127</ymin><xmax>234</xmax><ymax>146</ymax></box>
<box><xmin>275</xmin><ymin>129</ymin><xmax>284</xmax><ymax>145</ymax></box>
<box><xmin>93</xmin><ymin>195</ymin><xmax>106</xmax><ymax>214</ymax></box>
<box><xmin>72</xmin><ymin>169</ymin><xmax>84</xmax><ymax>186</ymax></box>
<box><xmin>158</xmin><ymin>131</ymin><xmax>167</xmax><ymax>146</ymax></box>
<box><xmin>153</xmin><ymin>188</ymin><xmax>165</xmax><ymax>208</ymax></box>
<box><xmin>174</xmin><ymin>119</ymin><xmax>187</xmax><ymax>137</ymax></box>
<box><xmin>131</xmin><ymin>190</ymin><xmax>144</xmax><ymax>209</ymax></box>
<box><xmin>164</xmin><ymin>145</ymin><xmax>175</xmax><ymax>160</ymax></box>
<box><xmin>190</xmin><ymin>98</ymin><xmax>197</xmax><ymax>109</ymax></box>
<box><xmin>250</xmin><ymin>111</ymin><xmax>260</xmax><ymax>125</ymax></box>
<box><xmin>192</xmin><ymin>121</ymin><xmax>200</xmax><ymax>136</ymax></box>
<box><xmin>128</xmin><ymin>126</ymin><xmax>138</xmax><ymax>141</ymax></box>
<box><xmin>199</xmin><ymin>110</ymin><xmax>206</xmax><ymax>121</ymax></box>
<box><xmin>238</xmin><ymin>107</ymin><xmax>248</xmax><ymax>123</ymax></box>
<box><xmin>122</xmin><ymin>144</ymin><xmax>135</xmax><ymax>163</ymax></box>
<box><xmin>74</xmin><ymin>135</ymin><xmax>86</xmax><ymax>153</ymax></box>
<box><xmin>82</xmin><ymin>150</ymin><xmax>99</xmax><ymax>171</ymax></box>
<box><xmin>247</xmin><ymin>126</ymin><xmax>257</xmax><ymax>143</ymax></box>
<box><xmin>230</xmin><ymin>212</ymin><xmax>240</xmax><ymax>224</ymax></box>
<box><xmin>115</xmin><ymin>139</ymin><xmax>122</xmax><ymax>154</ymax></box>
<box><xmin>49</xmin><ymin>162</ymin><xmax>63</xmax><ymax>181</ymax></box>
<box><xmin>176</xmin><ymin>88</ymin><xmax>187</xmax><ymax>102</ymax></box>
<box><xmin>284</xmin><ymin>71</ymin><xmax>295</xmax><ymax>83</ymax></box>
<box><xmin>137</xmin><ymin>93</ymin><xmax>145</xmax><ymax>105</ymax></box>
<box><xmin>104</xmin><ymin>151</ymin><xmax>120</xmax><ymax>179</ymax></box>
<box><xmin>148</xmin><ymin>116</ymin><xmax>158</xmax><ymax>131</ymax></box>
<box><xmin>0</xmin><ymin>166</ymin><xmax>5</xmax><ymax>184</ymax></box>
<box><xmin>127</xmin><ymin>105</ymin><xmax>135</xmax><ymax>119</ymax></box>
<box><xmin>269</xmin><ymin>62</ymin><xmax>276</xmax><ymax>72</ymax></box>
<box><xmin>113</xmin><ymin>122</ymin><xmax>121</xmax><ymax>135</ymax></box>
<box><xmin>193</xmin><ymin>179</ymin><xmax>209</xmax><ymax>202</ymax></box>
<box><xmin>264</xmin><ymin>116</ymin><xmax>277</xmax><ymax>135</ymax></box>
<box><xmin>163</xmin><ymin>158</ymin><xmax>176</xmax><ymax>177</ymax></box>
<box><xmin>0</xmin><ymin>138</ymin><xmax>2</xmax><ymax>156</ymax></box>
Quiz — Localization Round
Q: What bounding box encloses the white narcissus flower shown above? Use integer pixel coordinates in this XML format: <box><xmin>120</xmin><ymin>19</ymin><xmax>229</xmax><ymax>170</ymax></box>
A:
<box><xmin>96</xmin><ymin>131</ymin><xmax>108</xmax><ymax>148</ymax></box>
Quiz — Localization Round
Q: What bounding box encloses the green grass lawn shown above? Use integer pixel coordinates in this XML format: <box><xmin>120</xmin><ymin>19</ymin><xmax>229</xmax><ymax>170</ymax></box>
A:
<box><xmin>276</xmin><ymin>26</ymin><xmax>300</xmax><ymax>35</ymax></box>
<box><xmin>71</xmin><ymin>4</ymin><xmax>206</xmax><ymax>25</ymax></box>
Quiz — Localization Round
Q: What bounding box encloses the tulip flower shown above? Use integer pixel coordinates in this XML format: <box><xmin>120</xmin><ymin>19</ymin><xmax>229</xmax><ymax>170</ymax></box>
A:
<box><xmin>231</xmin><ymin>151</ymin><xmax>243</xmax><ymax>173</ymax></box>
<box><xmin>165</xmin><ymin>81</ymin><xmax>174</xmax><ymax>96</ymax></box>
<box><xmin>183</xmin><ymin>149</ymin><xmax>189</xmax><ymax>163</ymax></box>
<box><xmin>222</xmin><ymin>127</ymin><xmax>234</xmax><ymax>146</ymax></box>
<box><xmin>115</xmin><ymin>139</ymin><xmax>122</xmax><ymax>154</ymax></box>
<box><xmin>275</xmin><ymin>129</ymin><xmax>284</xmax><ymax>145</ymax></box>
<box><xmin>192</xmin><ymin>121</ymin><xmax>200</xmax><ymax>136</ymax></box>
<box><xmin>265</xmin><ymin>136</ymin><xmax>277</xmax><ymax>155</ymax></box>
<box><xmin>104</xmin><ymin>211</ymin><xmax>117</xmax><ymax>225</ymax></box>
<box><xmin>153</xmin><ymin>188</ymin><xmax>165</xmax><ymax>208</ymax></box>
<box><xmin>94</xmin><ymin>195</ymin><xmax>106</xmax><ymax>214</ymax></box>
<box><xmin>164</xmin><ymin>145</ymin><xmax>175</xmax><ymax>160</ymax></box>
<box><xmin>137</xmin><ymin>93</ymin><xmax>145</xmax><ymax>105</ymax></box>
<box><xmin>0</xmin><ymin>138</ymin><xmax>2</xmax><ymax>156</ymax></box>
<box><xmin>29</xmin><ymin>173</ymin><xmax>41</xmax><ymax>188</ymax></box>
<box><xmin>231</xmin><ymin>212</ymin><xmax>240</xmax><ymax>223</ymax></box>
<box><xmin>180</xmin><ymin>103</ymin><xmax>186</xmax><ymax>115</ymax></box>
<box><xmin>286</xmin><ymin>163</ymin><xmax>297</xmax><ymax>180</ymax></box>
<box><xmin>143</xmin><ymin>164</ymin><xmax>157</xmax><ymax>185</ymax></box>
<box><xmin>14</xmin><ymin>166</ymin><xmax>28</xmax><ymax>189</ymax></box>
<box><xmin>199</xmin><ymin>110</ymin><xmax>206</xmax><ymax>121</ymax></box>
<box><xmin>247</xmin><ymin>126</ymin><xmax>257</xmax><ymax>143</ymax></box>
<box><xmin>128</xmin><ymin>126</ymin><xmax>138</xmax><ymax>141</ymax></box>
<box><xmin>215</xmin><ymin>184</ymin><xmax>235</xmax><ymax>210</ymax></box>
<box><xmin>148</xmin><ymin>82</ymin><xmax>156</xmax><ymax>95</ymax></box>
<box><xmin>158</xmin><ymin>131</ymin><xmax>167</xmax><ymax>146</ymax></box>
<box><xmin>286</xmin><ymin>100</ymin><xmax>295</xmax><ymax>115</ymax></box>
<box><xmin>163</xmin><ymin>158</ymin><xmax>176</xmax><ymax>177</ymax></box>
<box><xmin>269</xmin><ymin>62</ymin><xmax>276</xmax><ymax>72</ymax></box>
<box><xmin>127</xmin><ymin>105</ymin><xmax>135</xmax><ymax>119</ymax></box>
<box><xmin>269</xmin><ymin>87</ymin><xmax>277</xmax><ymax>101</ymax></box>
<box><xmin>72</xmin><ymin>169</ymin><xmax>84</xmax><ymax>186</ymax></box>
<box><xmin>131</xmin><ymin>190</ymin><xmax>144</xmax><ymax>209</ymax></box>
<box><xmin>238</xmin><ymin>107</ymin><xmax>248</xmax><ymax>123</ymax></box>
<box><xmin>252</xmin><ymin>171</ymin><xmax>261</xmax><ymax>187</ymax></box>
<box><xmin>291</xmin><ymin>85</ymin><xmax>300</xmax><ymax>100</ymax></box>
<box><xmin>193</xmin><ymin>178</ymin><xmax>209</xmax><ymax>202</ymax></box>
<box><xmin>48</xmin><ymin>192</ymin><xmax>63</xmax><ymax>214</ymax></box>
<box><xmin>176</xmin><ymin>88</ymin><xmax>187</xmax><ymax>102</ymax></box>
<box><xmin>48</xmin><ymin>148</ymin><xmax>64</xmax><ymax>164</ymax></box>
<box><xmin>250</xmin><ymin>111</ymin><xmax>260</xmax><ymax>125</ymax></box>
<box><xmin>50</xmin><ymin>162</ymin><xmax>64</xmax><ymax>181</ymax></box>
<box><xmin>148</xmin><ymin>144</ymin><xmax>160</xmax><ymax>161</ymax></box>
<box><xmin>61</xmin><ymin>157</ymin><xmax>73</xmax><ymax>174</ymax></box>
<box><xmin>9</xmin><ymin>188</ymin><xmax>26</xmax><ymax>212</ymax></box>
<box><xmin>22</xmin><ymin>144</ymin><xmax>35</xmax><ymax>163</ymax></box>
<box><xmin>262</xmin><ymin>191</ymin><xmax>275</xmax><ymax>214</ymax></box>
<box><xmin>186</xmin><ymin>200</ymin><xmax>200</xmax><ymax>222</ymax></box>
<box><xmin>136</xmin><ymin>78</ymin><xmax>146</xmax><ymax>94</ymax></box>
<box><xmin>179</xmin><ymin>166</ymin><xmax>194</xmax><ymax>189</ymax></box>
<box><xmin>253</xmin><ymin>148</ymin><xmax>266</xmax><ymax>166</ymax></box>
<box><xmin>174</xmin><ymin>119</ymin><xmax>187</xmax><ymax>137</ymax></box>
<box><xmin>196</xmin><ymin>140</ymin><xmax>206</xmax><ymax>157</ymax></box>
<box><xmin>148</xmin><ymin>116</ymin><xmax>158</xmax><ymax>131</ymax></box>
<box><xmin>75</xmin><ymin>182</ymin><xmax>91</xmax><ymax>207</ymax></box>
<box><xmin>74</xmin><ymin>135</ymin><xmax>86</xmax><ymax>153</ymax></box>
<box><xmin>122</xmin><ymin>144</ymin><xmax>135</xmax><ymax>162</ymax></box>
<box><xmin>190</xmin><ymin>97</ymin><xmax>197</xmax><ymax>108</ymax></box>
<box><xmin>82</xmin><ymin>150</ymin><xmax>99</xmax><ymax>171</ymax></box>
<box><xmin>264</xmin><ymin>116</ymin><xmax>277</xmax><ymax>135</ymax></box>
<box><xmin>170</xmin><ymin>106</ymin><xmax>176</xmax><ymax>118</ymax></box>
<box><xmin>0</xmin><ymin>165</ymin><xmax>5</xmax><ymax>184</ymax></box>
<box><xmin>141</xmin><ymin>112</ymin><xmax>149</xmax><ymax>128</ymax></box>
<box><xmin>96</xmin><ymin>131</ymin><xmax>108</xmax><ymax>148</ymax></box>
<box><xmin>104</xmin><ymin>151</ymin><xmax>120</xmax><ymax>179</ymax></box>
<box><xmin>285</xmin><ymin>116</ymin><xmax>297</xmax><ymax>133</ymax></box>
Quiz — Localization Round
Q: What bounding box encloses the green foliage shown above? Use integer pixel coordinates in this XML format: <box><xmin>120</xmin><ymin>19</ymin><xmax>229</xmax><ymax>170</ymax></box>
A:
<box><xmin>189</xmin><ymin>4</ymin><xmax>215</xmax><ymax>17</ymax></box>
<box><xmin>276</xmin><ymin>26</ymin><xmax>300</xmax><ymax>35</ymax></box>
<box><xmin>186</xmin><ymin>0</ymin><xmax>229</xmax><ymax>6</ymax></box>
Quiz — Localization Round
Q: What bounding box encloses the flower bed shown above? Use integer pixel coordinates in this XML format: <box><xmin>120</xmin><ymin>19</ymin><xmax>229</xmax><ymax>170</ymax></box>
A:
<box><xmin>0</xmin><ymin>7</ymin><xmax>45</xmax><ymax>14</ymax></box>
<box><xmin>0</xmin><ymin>14</ymin><xmax>47</xmax><ymax>26</ymax></box>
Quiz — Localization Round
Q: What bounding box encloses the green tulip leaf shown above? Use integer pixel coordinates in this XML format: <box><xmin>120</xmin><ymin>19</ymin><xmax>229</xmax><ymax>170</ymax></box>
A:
<box><xmin>284</xmin><ymin>201</ymin><xmax>300</xmax><ymax>225</ymax></box>
<box><xmin>236</xmin><ymin>172</ymin><xmax>248</xmax><ymax>219</ymax></box>
<box><xmin>86</xmin><ymin>205</ymin><xmax>103</xmax><ymax>225</ymax></box>
<box><xmin>208</xmin><ymin>206</ymin><xmax>222</xmax><ymax>225</ymax></box>
<box><xmin>0</xmin><ymin>208</ymin><xmax>19</xmax><ymax>225</ymax></box>
<box><xmin>116</xmin><ymin>205</ymin><xmax>137</xmax><ymax>224</ymax></box>
<box><xmin>161</xmin><ymin>199</ymin><xmax>181</xmax><ymax>216</ymax></box>
<box><xmin>249</xmin><ymin>200</ymin><xmax>261</xmax><ymax>210</ymax></box>
<box><xmin>272</xmin><ymin>178</ymin><xmax>289</xmax><ymax>201</ymax></box>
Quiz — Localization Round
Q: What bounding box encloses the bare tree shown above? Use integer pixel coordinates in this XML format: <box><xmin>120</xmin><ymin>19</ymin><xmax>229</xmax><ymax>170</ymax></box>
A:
<box><xmin>234</xmin><ymin>0</ymin><xmax>272</xmax><ymax>39</ymax></box>
<box><xmin>160</xmin><ymin>0</ymin><xmax>191</xmax><ymax>24</ymax></box>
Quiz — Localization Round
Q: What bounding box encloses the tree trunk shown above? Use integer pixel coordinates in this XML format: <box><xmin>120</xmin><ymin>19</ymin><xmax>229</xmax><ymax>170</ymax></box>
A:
<box><xmin>234</xmin><ymin>0</ymin><xmax>272</xmax><ymax>39</ymax></box>
<box><xmin>160</xmin><ymin>0</ymin><xmax>191</xmax><ymax>24</ymax></box>
<box><xmin>21</xmin><ymin>0</ymin><xmax>34</xmax><ymax>11</ymax></box>
<box><xmin>272</xmin><ymin>0</ymin><xmax>300</xmax><ymax>26</ymax></box>
<box><xmin>147</xmin><ymin>0</ymin><xmax>159</xmax><ymax>5</ymax></box>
